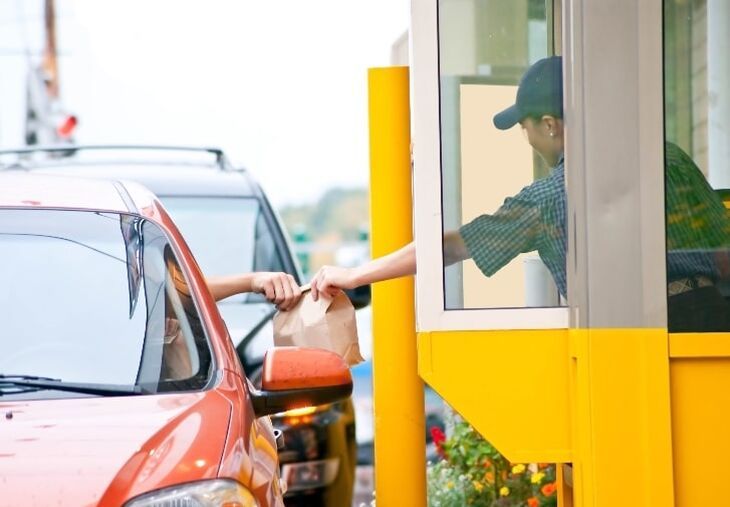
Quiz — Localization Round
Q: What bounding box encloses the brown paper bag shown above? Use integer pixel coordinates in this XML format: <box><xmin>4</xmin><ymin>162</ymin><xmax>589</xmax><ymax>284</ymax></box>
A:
<box><xmin>272</xmin><ymin>285</ymin><xmax>364</xmax><ymax>366</ymax></box>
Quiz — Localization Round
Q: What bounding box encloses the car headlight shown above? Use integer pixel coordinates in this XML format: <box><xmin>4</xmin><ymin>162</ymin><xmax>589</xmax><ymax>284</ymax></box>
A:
<box><xmin>124</xmin><ymin>479</ymin><xmax>258</xmax><ymax>507</ymax></box>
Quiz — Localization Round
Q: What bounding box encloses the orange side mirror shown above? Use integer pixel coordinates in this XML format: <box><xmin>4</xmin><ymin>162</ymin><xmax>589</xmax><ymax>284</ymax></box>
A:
<box><xmin>251</xmin><ymin>347</ymin><xmax>353</xmax><ymax>417</ymax></box>
<box><xmin>262</xmin><ymin>346</ymin><xmax>352</xmax><ymax>390</ymax></box>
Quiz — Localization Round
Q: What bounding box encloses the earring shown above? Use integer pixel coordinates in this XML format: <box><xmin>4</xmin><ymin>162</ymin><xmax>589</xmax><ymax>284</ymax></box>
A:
<box><xmin>549</xmin><ymin>131</ymin><xmax>554</xmax><ymax>137</ymax></box>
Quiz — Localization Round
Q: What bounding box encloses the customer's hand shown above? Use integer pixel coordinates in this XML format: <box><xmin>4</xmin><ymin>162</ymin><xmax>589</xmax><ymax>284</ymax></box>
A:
<box><xmin>251</xmin><ymin>272</ymin><xmax>302</xmax><ymax>310</ymax></box>
<box><xmin>311</xmin><ymin>265</ymin><xmax>358</xmax><ymax>301</ymax></box>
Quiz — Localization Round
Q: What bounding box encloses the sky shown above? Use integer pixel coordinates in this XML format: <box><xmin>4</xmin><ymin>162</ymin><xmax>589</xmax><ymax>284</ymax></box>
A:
<box><xmin>0</xmin><ymin>0</ymin><xmax>410</xmax><ymax>206</ymax></box>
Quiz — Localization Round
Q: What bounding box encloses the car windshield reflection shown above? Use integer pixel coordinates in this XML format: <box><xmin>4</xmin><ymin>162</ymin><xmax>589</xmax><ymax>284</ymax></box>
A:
<box><xmin>160</xmin><ymin>197</ymin><xmax>286</xmax><ymax>304</ymax></box>
<box><xmin>0</xmin><ymin>209</ymin><xmax>212</xmax><ymax>398</ymax></box>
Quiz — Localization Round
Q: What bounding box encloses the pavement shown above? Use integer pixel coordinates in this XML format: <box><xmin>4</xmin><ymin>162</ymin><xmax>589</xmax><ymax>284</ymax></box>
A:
<box><xmin>352</xmin><ymin>465</ymin><xmax>375</xmax><ymax>507</ymax></box>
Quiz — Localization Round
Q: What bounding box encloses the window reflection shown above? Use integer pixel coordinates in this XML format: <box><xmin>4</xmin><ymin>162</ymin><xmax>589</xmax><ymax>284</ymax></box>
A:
<box><xmin>664</xmin><ymin>0</ymin><xmax>730</xmax><ymax>332</ymax></box>
<box><xmin>438</xmin><ymin>0</ymin><xmax>564</xmax><ymax>310</ymax></box>
<box><xmin>0</xmin><ymin>210</ymin><xmax>211</xmax><ymax>396</ymax></box>
<box><xmin>161</xmin><ymin>197</ymin><xmax>286</xmax><ymax>304</ymax></box>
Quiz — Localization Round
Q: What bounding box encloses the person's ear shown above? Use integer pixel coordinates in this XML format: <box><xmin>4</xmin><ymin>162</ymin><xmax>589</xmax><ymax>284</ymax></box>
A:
<box><xmin>541</xmin><ymin>115</ymin><xmax>559</xmax><ymax>138</ymax></box>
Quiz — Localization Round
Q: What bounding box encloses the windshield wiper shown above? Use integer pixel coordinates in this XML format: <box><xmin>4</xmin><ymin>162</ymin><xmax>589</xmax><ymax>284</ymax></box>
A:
<box><xmin>0</xmin><ymin>374</ymin><xmax>145</xmax><ymax>397</ymax></box>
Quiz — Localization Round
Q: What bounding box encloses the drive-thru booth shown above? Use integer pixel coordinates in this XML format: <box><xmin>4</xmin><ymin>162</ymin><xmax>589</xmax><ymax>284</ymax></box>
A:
<box><xmin>368</xmin><ymin>0</ymin><xmax>730</xmax><ymax>505</ymax></box>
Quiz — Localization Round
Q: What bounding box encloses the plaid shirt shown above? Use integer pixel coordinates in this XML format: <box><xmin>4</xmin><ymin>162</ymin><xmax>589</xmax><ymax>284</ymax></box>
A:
<box><xmin>459</xmin><ymin>157</ymin><xmax>567</xmax><ymax>297</ymax></box>
<box><xmin>665</xmin><ymin>142</ymin><xmax>730</xmax><ymax>281</ymax></box>
<box><xmin>458</xmin><ymin>143</ymin><xmax>730</xmax><ymax>299</ymax></box>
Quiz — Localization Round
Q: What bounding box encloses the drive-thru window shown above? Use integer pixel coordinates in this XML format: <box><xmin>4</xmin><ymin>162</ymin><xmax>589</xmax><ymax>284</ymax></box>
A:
<box><xmin>368</xmin><ymin>0</ymin><xmax>730</xmax><ymax>505</ymax></box>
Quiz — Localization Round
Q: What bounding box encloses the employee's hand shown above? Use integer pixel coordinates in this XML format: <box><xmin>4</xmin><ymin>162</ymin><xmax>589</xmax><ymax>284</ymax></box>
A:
<box><xmin>311</xmin><ymin>265</ymin><xmax>357</xmax><ymax>301</ymax></box>
<box><xmin>251</xmin><ymin>272</ymin><xmax>302</xmax><ymax>310</ymax></box>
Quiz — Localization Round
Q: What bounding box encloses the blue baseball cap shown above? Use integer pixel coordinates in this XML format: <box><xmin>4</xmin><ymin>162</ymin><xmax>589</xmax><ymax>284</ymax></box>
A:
<box><xmin>493</xmin><ymin>55</ymin><xmax>563</xmax><ymax>130</ymax></box>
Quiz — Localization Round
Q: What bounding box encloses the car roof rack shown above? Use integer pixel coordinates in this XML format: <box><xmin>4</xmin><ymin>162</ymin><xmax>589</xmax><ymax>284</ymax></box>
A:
<box><xmin>0</xmin><ymin>145</ymin><xmax>235</xmax><ymax>171</ymax></box>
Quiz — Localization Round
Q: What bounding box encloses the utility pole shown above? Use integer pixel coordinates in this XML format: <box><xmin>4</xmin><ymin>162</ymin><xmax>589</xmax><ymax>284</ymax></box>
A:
<box><xmin>25</xmin><ymin>0</ymin><xmax>77</xmax><ymax>146</ymax></box>
<box><xmin>43</xmin><ymin>0</ymin><xmax>60</xmax><ymax>99</ymax></box>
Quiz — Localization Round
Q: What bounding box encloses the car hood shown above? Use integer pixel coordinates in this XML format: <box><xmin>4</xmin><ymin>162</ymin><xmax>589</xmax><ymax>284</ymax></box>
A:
<box><xmin>0</xmin><ymin>391</ymin><xmax>232</xmax><ymax>507</ymax></box>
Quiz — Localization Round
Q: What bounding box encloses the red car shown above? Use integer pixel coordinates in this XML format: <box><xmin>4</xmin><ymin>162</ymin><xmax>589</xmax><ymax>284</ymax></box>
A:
<box><xmin>0</xmin><ymin>172</ymin><xmax>352</xmax><ymax>507</ymax></box>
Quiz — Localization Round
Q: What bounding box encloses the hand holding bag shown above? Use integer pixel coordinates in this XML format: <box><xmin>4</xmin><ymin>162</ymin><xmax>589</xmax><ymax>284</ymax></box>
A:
<box><xmin>273</xmin><ymin>285</ymin><xmax>364</xmax><ymax>366</ymax></box>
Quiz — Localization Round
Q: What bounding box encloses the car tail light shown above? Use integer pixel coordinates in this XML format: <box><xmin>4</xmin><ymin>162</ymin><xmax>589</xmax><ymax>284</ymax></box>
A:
<box><xmin>56</xmin><ymin>114</ymin><xmax>77</xmax><ymax>138</ymax></box>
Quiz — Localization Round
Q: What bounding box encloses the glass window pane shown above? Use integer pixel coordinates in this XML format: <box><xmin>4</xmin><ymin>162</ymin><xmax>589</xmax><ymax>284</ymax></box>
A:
<box><xmin>663</xmin><ymin>0</ymin><xmax>730</xmax><ymax>332</ymax></box>
<box><xmin>438</xmin><ymin>0</ymin><xmax>564</xmax><ymax>310</ymax></box>
<box><xmin>161</xmin><ymin>196</ymin><xmax>286</xmax><ymax>304</ymax></box>
<box><xmin>0</xmin><ymin>210</ymin><xmax>212</xmax><ymax>398</ymax></box>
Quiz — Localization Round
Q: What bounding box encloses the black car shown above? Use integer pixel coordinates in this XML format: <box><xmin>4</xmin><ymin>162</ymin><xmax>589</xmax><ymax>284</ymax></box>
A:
<box><xmin>1</xmin><ymin>145</ymin><xmax>364</xmax><ymax>507</ymax></box>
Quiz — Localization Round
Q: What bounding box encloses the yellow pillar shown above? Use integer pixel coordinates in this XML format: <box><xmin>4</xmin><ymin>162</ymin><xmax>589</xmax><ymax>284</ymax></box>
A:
<box><xmin>368</xmin><ymin>66</ymin><xmax>426</xmax><ymax>507</ymax></box>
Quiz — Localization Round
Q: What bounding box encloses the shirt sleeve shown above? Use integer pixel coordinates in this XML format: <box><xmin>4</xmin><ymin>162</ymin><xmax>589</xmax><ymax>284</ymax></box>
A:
<box><xmin>458</xmin><ymin>192</ymin><xmax>541</xmax><ymax>278</ymax></box>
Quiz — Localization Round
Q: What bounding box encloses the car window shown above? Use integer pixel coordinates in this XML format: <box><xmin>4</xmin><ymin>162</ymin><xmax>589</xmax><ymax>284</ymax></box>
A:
<box><xmin>0</xmin><ymin>209</ymin><xmax>212</xmax><ymax>398</ymax></box>
<box><xmin>160</xmin><ymin>196</ymin><xmax>286</xmax><ymax>304</ymax></box>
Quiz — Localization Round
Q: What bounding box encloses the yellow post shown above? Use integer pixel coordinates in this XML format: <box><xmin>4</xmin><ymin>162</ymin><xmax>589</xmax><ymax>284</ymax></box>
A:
<box><xmin>368</xmin><ymin>66</ymin><xmax>426</xmax><ymax>507</ymax></box>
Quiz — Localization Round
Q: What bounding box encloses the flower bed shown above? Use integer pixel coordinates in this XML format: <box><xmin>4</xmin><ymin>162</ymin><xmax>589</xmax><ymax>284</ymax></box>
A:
<box><xmin>427</xmin><ymin>421</ymin><xmax>557</xmax><ymax>507</ymax></box>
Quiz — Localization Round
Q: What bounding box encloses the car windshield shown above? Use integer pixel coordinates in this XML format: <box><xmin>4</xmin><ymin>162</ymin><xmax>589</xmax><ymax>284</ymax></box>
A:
<box><xmin>0</xmin><ymin>209</ymin><xmax>212</xmax><ymax>399</ymax></box>
<box><xmin>160</xmin><ymin>197</ymin><xmax>286</xmax><ymax>304</ymax></box>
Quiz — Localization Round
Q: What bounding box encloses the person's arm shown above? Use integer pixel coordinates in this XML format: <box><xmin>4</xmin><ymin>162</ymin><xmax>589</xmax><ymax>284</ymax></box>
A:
<box><xmin>311</xmin><ymin>242</ymin><xmax>416</xmax><ymax>300</ymax></box>
<box><xmin>311</xmin><ymin>232</ymin><xmax>471</xmax><ymax>301</ymax></box>
<box><xmin>443</xmin><ymin>230</ymin><xmax>469</xmax><ymax>265</ymax></box>
<box><xmin>206</xmin><ymin>272</ymin><xmax>302</xmax><ymax>310</ymax></box>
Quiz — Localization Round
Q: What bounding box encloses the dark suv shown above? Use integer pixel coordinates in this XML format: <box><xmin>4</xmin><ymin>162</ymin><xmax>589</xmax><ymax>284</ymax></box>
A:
<box><xmin>0</xmin><ymin>145</ymin><xmax>360</xmax><ymax>507</ymax></box>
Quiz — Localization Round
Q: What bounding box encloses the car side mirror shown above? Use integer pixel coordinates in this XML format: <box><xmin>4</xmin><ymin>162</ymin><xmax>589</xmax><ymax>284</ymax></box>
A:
<box><xmin>345</xmin><ymin>284</ymin><xmax>371</xmax><ymax>310</ymax></box>
<box><xmin>250</xmin><ymin>347</ymin><xmax>353</xmax><ymax>418</ymax></box>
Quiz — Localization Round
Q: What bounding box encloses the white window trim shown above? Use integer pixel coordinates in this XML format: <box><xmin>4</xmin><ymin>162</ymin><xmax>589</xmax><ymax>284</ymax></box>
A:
<box><xmin>410</xmin><ymin>0</ymin><xmax>569</xmax><ymax>332</ymax></box>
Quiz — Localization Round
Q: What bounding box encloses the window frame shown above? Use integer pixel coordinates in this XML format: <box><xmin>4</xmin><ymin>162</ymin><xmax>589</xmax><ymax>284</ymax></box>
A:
<box><xmin>563</xmin><ymin>0</ymin><xmax>666</xmax><ymax>329</ymax></box>
<box><xmin>410</xmin><ymin>0</ymin><xmax>569</xmax><ymax>331</ymax></box>
<box><xmin>411</xmin><ymin>0</ymin><xmax>668</xmax><ymax>331</ymax></box>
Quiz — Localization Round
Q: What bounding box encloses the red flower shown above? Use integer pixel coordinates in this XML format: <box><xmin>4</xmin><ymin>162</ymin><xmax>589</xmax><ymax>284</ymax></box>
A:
<box><xmin>430</xmin><ymin>426</ymin><xmax>446</xmax><ymax>459</ymax></box>
<box><xmin>541</xmin><ymin>482</ymin><xmax>557</xmax><ymax>496</ymax></box>
<box><xmin>527</xmin><ymin>497</ymin><xmax>539</xmax><ymax>507</ymax></box>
